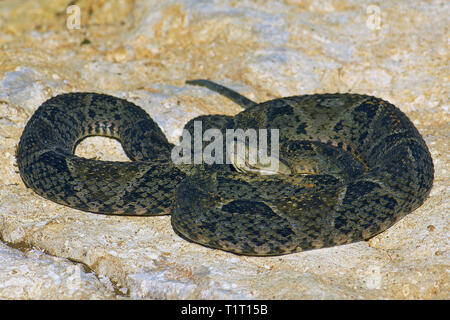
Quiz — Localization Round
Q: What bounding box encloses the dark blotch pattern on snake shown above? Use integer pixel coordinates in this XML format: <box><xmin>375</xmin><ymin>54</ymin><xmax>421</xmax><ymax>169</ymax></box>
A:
<box><xmin>17</xmin><ymin>80</ymin><xmax>434</xmax><ymax>256</ymax></box>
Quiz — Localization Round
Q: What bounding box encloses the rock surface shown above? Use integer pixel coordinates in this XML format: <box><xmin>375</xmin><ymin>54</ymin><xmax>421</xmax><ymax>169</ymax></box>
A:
<box><xmin>0</xmin><ymin>0</ymin><xmax>448</xmax><ymax>299</ymax></box>
<box><xmin>0</xmin><ymin>242</ymin><xmax>117</xmax><ymax>299</ymax></box>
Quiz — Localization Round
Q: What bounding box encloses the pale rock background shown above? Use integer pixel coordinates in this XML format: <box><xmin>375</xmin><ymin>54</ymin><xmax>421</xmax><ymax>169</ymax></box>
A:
<box><xmin>0</xmin><ymin>0</ymin><xmax>448</xmax><ymax>299</ymax></box>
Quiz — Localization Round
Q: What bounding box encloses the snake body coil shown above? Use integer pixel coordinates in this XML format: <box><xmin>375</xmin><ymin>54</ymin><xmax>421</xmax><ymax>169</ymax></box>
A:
<box><xmin>17</xmin><ymin>80</ymin><xmax>434</xmax><ymax>255</ymax></box>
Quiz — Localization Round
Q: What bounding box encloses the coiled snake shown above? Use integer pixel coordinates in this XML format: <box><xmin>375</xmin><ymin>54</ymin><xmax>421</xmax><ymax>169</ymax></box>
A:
<box><xmin>17</xmin><ymin>80</ymin><xmax>434</xmax><ymax>255</ymax></box>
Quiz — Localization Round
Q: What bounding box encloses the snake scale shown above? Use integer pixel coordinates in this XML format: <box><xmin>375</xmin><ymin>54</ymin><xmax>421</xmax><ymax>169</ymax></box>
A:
<box><xmin>17</xmin><ymin>80</ymin><xmax>434</xmax><ymax>256</ymax></box>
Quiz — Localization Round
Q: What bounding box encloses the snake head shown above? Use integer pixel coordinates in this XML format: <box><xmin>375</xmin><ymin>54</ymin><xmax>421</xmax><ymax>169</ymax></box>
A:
<box><xmin>226</xmin><ymin>137</ymin><xmax>291</xmax><ymax>175</ymax></box>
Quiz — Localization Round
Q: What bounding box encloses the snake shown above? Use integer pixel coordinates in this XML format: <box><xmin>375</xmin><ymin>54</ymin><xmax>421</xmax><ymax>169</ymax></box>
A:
<box><xmin>16</xmin><ymin>80</ymin><xmax>434</xmax><ymax>256</ymax></box>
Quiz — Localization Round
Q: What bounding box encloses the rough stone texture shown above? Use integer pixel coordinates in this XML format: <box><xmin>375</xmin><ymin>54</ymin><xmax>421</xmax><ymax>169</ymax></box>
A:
<box><xmin>0</xmin><ymin>0</ymin><xmax>448</xmax><ymax>299</ymax></box>
<box><xmin>0</xmin><ymin>242</ymin><xmax>117</xmax><ymax>299</ymax></box>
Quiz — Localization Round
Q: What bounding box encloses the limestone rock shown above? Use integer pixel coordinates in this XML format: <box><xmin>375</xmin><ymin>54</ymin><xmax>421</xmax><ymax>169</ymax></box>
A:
<box><xmin>0</xmin><ymin>242</ymin><xmax>117</xmax><ymax>299</ymax></box>
<box><xmin>0</xmin><ymin>0</ymin><xmax>448</xmax><ymax>299</ymax></box>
